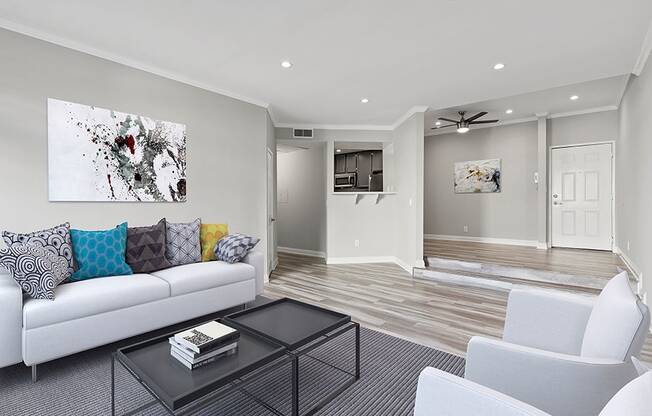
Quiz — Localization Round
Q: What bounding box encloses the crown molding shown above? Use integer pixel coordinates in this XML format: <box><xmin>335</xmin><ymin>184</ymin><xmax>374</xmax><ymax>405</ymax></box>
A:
<box><xmin>274</xmin><ymin>122</ymin><xmax>393</xmax><ymax>131</ymax></box>
<box><xmin>633</xmin><ymin>20</ymin><xmax>652</xmax><ymax>76</ymax></box>
<box><xmin>391</xmin><ymin>106</ymin><xmax>429</xmax><ymax>130</ymax></box>
<box><xmin>547</xmin><ymin>105</ymin><xmax>618</xmax><ymax>119</ymax></box>
<box><xmin>0</xmin><ymin>18</ymin><xmax>270</xmax><ymax>109</ymax></box>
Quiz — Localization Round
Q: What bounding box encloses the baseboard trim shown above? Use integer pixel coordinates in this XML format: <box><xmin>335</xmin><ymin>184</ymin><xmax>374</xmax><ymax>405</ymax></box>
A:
<box><xmin>424</xmin><ymin>234</ymin><xmax>538</xmax><ymax>248</ymax></box>
<box><xmin>327</xmin><ymin>256</ymin><xmax>414</xmax><ymax>275</ymax></box>
<box><xmin>277</xmin><ymin>246</ymin><xmax>325</xmax><ymax>258</ymax></box>
<box><xmin>613</xmin><ymin>246</ymin><xmax>641</xmax><ymax>280</ymax></box>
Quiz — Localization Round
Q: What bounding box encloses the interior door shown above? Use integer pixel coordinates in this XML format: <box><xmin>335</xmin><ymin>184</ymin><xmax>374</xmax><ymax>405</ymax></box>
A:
<box><xmin>551</xmin><ymin>143</ymin><xmax>612</xmax><ymax>250</ymax></box>
<box><xmin>266</xmin><ymin>149</ymin><xmax>275</xmax><ymax>275</ymax></box>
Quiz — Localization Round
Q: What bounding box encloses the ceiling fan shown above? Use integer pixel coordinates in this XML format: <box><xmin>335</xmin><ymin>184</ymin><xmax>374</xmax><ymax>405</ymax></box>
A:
<box><xmin>432</xmin><ymin>111</ymin><xmax>499</xmax><ymax>134</ymax></box>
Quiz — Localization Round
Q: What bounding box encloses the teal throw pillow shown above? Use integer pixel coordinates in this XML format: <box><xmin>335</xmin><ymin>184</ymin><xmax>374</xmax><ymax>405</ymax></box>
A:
<box><xmin>70</xmin><ymin>223</ymin><xmax>133</xmax><ymax>281</ymax></box>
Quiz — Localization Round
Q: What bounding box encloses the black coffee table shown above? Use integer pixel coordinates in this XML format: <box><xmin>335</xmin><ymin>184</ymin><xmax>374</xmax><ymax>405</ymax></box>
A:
<box><xmin>111</xmin><ymin>298</ymin><xmax>359</xmax><ymax>416</ymax></box>
<box><xmin>225</xmin><ymin>298</ymin><xmax>360</xmax><ymax>416</ymax></box>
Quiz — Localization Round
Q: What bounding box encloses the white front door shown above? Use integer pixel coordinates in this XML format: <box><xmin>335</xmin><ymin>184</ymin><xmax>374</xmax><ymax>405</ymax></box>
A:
<box><xmin>266</xmin><ymin>149</ymin><xmax>276</xmax><ymax>275</ymax></box>
<box><xmin>551</xmin><ymin>143</ymin><xmax>613</xmax><ymax>250</ymax></box>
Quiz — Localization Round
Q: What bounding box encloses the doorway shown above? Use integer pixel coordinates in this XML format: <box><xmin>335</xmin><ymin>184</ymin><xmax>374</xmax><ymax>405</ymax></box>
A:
<box><xmin>550</xmin><ymin>142</ymin><xmax>613</xmax><ymax>250</ymax></box>
<box><xmin>267</xmin><ymin>148</ymin><xmax>276</xmax><ymax>275</ymax></box>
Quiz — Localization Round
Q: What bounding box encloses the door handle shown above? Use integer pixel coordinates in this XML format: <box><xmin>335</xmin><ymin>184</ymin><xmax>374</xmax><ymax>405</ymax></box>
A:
<box><xmin>553</xmin><ymin>201</ymin><xmax>563</xmax><ymax>206</ymax></box>
<box><xmin>270</xmin><ymin>218</ymin><xmax>276</xmax><ymax>222</ymax></box>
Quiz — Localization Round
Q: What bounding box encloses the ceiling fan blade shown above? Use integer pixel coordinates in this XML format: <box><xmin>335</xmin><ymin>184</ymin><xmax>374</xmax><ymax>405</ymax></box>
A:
<box><xmin>431</xmin><ymin>124</ymin><xmax>457</xmax><ymax>129</ymax></box>
<box><xmin>437</xmin><ymin>117</ymin><xmax>458</xmax><ymax>123</ymax></box>
<box><xmin>465</xmin><ymin>111</ymin><xmax>488</xmax><ymax>122</ymax></box>
<box><xmin>469</xmin><ymin>119</ymin><xmax>499</xmax><ymax>124</ymax></box>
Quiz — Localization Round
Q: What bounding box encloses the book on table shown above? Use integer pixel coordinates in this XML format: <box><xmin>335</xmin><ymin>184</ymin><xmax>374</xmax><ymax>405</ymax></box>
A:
<box><xmin>170</xmin><ymin>321</ymin><xmax>240</xmax><ymax>369</ymax></box>
<box><xmin>174</xmin><ymin>321</ymin><xmax>240</xmax><ymax>354</ymax></box>
<box><xmin>169</xmin><ymin>338</ymin><xmax>238</xmax><ymax>370</ymax></box>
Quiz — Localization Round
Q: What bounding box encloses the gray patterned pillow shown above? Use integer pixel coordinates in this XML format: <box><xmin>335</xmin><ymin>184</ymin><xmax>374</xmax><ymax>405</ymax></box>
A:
<box><xmin>2</xmin><ymin>223</ymin><xmax>75</xmax><ymax>280</ymax></box>
<box><xmin>165</xmin><ymin>219</ymin><xmax>201</xmax><ymax>266</ymax></box>
<box><xmin>127</xmin><ymin>219</ymin><xmax>172</xmax><ymax>273</ymax></box>
<box><xmin>214</xmin><ymin>233</ymin><xmax>259</xmax><ymax>264</ymax></box>
<box><xmin>0</xmin><ymin>244</ymin><xmax>69</xmax><ymax>300</ymax></box>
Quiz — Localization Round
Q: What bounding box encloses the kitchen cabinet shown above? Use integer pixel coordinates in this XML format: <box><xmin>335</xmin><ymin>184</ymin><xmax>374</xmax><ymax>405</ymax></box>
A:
<box><xmin>356</xmin><ymin>151</ymin><xmax>372</xmax><ymax>188</ymax></box>
<box><xmin>371</xmin><ymin>152</ymin><xmax>383</xmax><ymax>172</ymax></box>
<box><xmin>346</xmin><ymin>153</ymin><xmax>357</xmax><ymax>173</ymax></box>
<box><xmin>335</xmin><ymin>154</ymin><xmax>346</xmax><ymax>174</ymax></box>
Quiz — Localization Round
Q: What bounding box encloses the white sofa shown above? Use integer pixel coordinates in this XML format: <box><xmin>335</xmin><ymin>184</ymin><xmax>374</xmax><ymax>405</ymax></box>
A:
<box><xmin>0</xmin><ymin>251</ymin><xmax>264</xmax><ymax>379</ymax></box>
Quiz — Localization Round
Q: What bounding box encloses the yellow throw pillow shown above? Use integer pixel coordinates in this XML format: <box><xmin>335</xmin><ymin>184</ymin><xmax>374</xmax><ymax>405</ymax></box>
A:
<box><xmin>200</xmin><ymin>224</ymin><xmax>228</xmax><ymax>262</ymax></box>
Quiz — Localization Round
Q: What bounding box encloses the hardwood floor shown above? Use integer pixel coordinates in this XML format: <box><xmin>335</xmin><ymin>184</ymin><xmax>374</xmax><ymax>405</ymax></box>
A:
<box><xmin>424</xmin><ymin>239</ymin><xmax>630</xmax><ymax>280</ymax></box>
<box><xmin>265</xmin><ymin>251</ymin><xmax>652</xmax><ymax>363</ymax></box>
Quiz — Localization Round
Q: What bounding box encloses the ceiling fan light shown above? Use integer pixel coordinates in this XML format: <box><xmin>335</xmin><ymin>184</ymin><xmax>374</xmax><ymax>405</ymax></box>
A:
<box><xmin>457</xmin><ymin>127</ymin><xmax>470</xmax><ymax>134</ymax></box>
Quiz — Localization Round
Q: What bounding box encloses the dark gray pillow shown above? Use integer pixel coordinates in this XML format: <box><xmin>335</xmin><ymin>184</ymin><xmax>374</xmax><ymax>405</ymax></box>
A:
<box><xmin>0</xmin><ymin>244</ymin><xmax>69</xmax><ymax>300</ymax></box>
<box><xmin>214</xmin><ymin>233</ymin><xmax>259</xmax><ymax>264</ymax></box>
<box><xmin>126</xmin><ymin>219</ymin><xmax>172</xmax><ymax>273</ymax></box>
<box><xmin>165</xmin><ymin>219</ymin><xmax>201</xmax><ymax>266</ymax></box>
<box><xmin>2</xmin><ymin>223</ymin><xmax>75</xmax><ymax>280</ymax></box>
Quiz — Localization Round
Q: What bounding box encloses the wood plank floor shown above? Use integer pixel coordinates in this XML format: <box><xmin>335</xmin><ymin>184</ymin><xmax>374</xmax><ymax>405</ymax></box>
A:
<box><xmin>265</xmin><ymin>251</ymin><xmax>652</xmax><ymax>363</ymax></box>
<box><xmin>424</xmin><ymin>239</ymin><xmax>630</xmax><ymax>280</ymax></box>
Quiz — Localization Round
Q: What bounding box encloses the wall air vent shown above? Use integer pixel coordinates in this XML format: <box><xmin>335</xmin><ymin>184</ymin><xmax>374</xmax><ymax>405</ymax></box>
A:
<box><xmin>292</xmin><ymin>128</ymin><xmax>314</xmax><ymax>139</ymax></box>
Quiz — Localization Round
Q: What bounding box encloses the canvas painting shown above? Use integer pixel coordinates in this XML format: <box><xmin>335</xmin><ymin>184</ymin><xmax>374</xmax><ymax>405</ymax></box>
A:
<box><xmin>454</xmin><ymin>159</ymin><xmax>501</xmax><ymax>193</ymax></box>
<box><xmin>48</xmin><ymin>99</ymin><xmax>187</xmax><ymax>202</ymax></box>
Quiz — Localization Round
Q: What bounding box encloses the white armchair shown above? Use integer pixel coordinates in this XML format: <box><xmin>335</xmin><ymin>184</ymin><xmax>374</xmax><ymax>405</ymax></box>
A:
<box><xmin>414</xmin><ymin>367</ymin><xmax>652</xmax><ymax>416</ymax></box>
<box><xmin>464</xmin><ymin>272</ymin><xmax>650</xmax><ymax>416</ymax></box>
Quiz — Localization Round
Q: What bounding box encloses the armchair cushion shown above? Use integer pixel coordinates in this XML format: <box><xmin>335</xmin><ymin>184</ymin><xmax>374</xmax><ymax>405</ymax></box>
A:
<box><xmin>599</xmin><ymin>371</ymin><xmax>652</xmax><ymax>416</ymax></box>
<box><xmin>581</xmin><ymin>272</ymin><xmax>648</xmax><ymax>360</ymax></box>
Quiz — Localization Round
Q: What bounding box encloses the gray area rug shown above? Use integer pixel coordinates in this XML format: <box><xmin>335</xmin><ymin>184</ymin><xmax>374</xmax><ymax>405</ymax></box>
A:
<box><xmin>0</xmin><ymin>327</ymin><xmax>464</xmax><ymax>415</ymax></box>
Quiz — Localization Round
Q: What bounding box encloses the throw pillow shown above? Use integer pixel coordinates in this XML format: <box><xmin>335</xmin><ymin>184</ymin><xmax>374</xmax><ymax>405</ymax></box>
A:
<box><xmin>70</xmin><ymin>223</ymin><xmax>133</xmax><ymax>281</ymax></box>
<box><xmin>0</xmin><ymin>244</ymin><xmax>69</xmax><ymax>300</ymax></box>
<box><xmin>214</xmin><ymin>233</ymin><xmax>259</xmax><ymax>264</ymax></box>
<box><xmin>200</xmin><ymin>223</ymin><xmax>229</xmax><ymax>262</ymax></box>
<box><xmin>2</xmin><ymin>222</ymin><xmax>75</xmax><ymax>279</ymax></box>
<box><xmin>165</xmin><ymin>219</ymin><xmax>201</xmax><ymax>266</ymax></box>
<box><xmin>126</xmin><ymin>219</ymin><xmax>172</xmax><ymax>273</ymax></box>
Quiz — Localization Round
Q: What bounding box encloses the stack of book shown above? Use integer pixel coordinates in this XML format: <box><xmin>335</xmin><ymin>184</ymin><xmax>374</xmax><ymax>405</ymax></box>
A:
<box><xmin>170</xmin><ymin>321</ymin><xmax>240</xmax><ymax>370</ymax></box>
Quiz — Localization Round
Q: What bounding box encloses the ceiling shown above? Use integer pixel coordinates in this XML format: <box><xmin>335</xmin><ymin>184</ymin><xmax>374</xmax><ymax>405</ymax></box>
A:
<box><xmin>0</xmin><ymin>1</ymin><xmax>650</xmax><ymax>127</ymax></box>
<box><xmin>425</xmin><ymin>75</ymin><xmax>628</xmax><ymax>135</ymax></box>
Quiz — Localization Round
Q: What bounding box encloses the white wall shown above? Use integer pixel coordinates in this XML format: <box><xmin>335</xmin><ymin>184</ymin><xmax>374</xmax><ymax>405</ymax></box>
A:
<box><xmin>394</xmin><ymin>113</ymin><xmax>425</xmax><ymax>268</ymax></box>
<box><xmin>276</xmin><ymin>145</ymin><xmax>326</xmax><ymax>255</ymax></box>
<box><xmin>548</xmin><ymin>110</ymin><xmax>619</xmax><ymax>146</ymax></box>
<box><xmin>617</xmin><ymin>56</ymin><xmax>652</xmax><ymax>306</ymax></box>
<box><xmin>424</xmin><ymin>122</ymin><xmax>539</xmax><ymax>242</ymax></box>
<box><xmin>0</xmin><ymin>29</ymin><xmax>270</xmax><ymax>264</ymax></box>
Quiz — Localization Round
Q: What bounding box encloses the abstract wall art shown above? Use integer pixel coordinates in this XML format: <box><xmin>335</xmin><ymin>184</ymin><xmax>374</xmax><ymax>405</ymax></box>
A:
<box><xmin>48</xmin><ymin>99</ymin><xmax>187</xmax><ymax>202</ymax></box>
<box><xmin>454</xmin><ymin>159</ymin><xmax>501</xmax><ymax>193</ymax></box>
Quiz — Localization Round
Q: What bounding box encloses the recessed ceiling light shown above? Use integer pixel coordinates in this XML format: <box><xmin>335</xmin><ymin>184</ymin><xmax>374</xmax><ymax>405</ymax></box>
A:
<box><xmin>435</xmin><ymin>121</ymin><xmax>442</xmax><ymax>126</ymax></box>
<box><xmin>457</xmin><ymin>127</ymin><xmax>470</xmax><ymax>134</ymax></box>
<box><xmin>280</xmin><ymin>61</ymin><xmax>292</xmax><ymax>68</ymax></box>
<box><xmin>505</xmin><ymin>109</ymin><xmax>513</xmax><ymax>114</ymax></box>
<box><xmin>361</xmin><ymin>98</ymin><xmax>369</xmax><ymax>103</ymax></box>
<box><xmin>570</xmin><ymin>95</ymin><xmax>579</xmax><ymax>101</ymax></box>
<box><xmin>336</xmin><ymin>149</ymin><xmax>342</xmax><ymax>153</ymax></box>
<box><xmin>493</xmin><ymin>63</ymin><xmax>505</xmax><ymax>70</ymax></box>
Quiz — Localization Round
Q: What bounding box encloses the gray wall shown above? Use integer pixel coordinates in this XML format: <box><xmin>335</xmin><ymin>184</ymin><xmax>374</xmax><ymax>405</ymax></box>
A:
<box><xmin>548</xmin><ymin>110</ymin><xmax>619</xmax><ymax>146</ymax></box>
<box><xmin>424</xmin><ymin>122</ymin><xmax>539</xmax><ymax>241</ymax></box>
<box><xmin>0</xmin><ymin>29</ymin><xmax>270</xmax><ymax>263</ymax></box>
<box><xmin>276</xmin><ymin>145</ymin><xmax>326</xmax><ymax>254</ymax></box>
<box><xmin>617</xmin><ymin>58</ymin><xmax>652</xmax><ymax>306</ymax></box>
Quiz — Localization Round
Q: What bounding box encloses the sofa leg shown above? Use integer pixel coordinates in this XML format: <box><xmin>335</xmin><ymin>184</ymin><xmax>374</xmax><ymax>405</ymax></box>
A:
<box><xmin>31</xmin><ymin>365</ymin><xmax>37</xmax><ymax>383</ymax></box>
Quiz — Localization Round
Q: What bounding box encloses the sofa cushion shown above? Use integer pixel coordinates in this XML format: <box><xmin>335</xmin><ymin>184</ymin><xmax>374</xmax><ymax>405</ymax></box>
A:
<box><xmin>151</xmin><ymin>261</ymin><xmax>255</xmax><ymax>297</ymax></box>
<box><xmin>70</xmin><ymin>223</ymin><xmax>133</xmax><ymax>281</ymax></box>
<box><xmin>214</xmin><ymin>233</ymin><xmax>260</xmax><ymax>264</ymax></box>
<box><xmin>581</xmin><ymin>271</ymin><xmax>645</xmax><ymax>360</ymax></box>
<box><xmin>165</xmin><ymin>219</ymin><xmax>201</xmax><ymax>266</ymax></box>
<box><xmin>23</xmin><ymin>274</ymin><xmax>170</xmax><ymax>329</ymax></box>
<box><xmin>0</xmin><ymin>244</ymin><xmax>69</xmax><ymax>300</ymax></box>
<box><xmin>200</xmin><ymin>223</ymin><xmax>228</xmax><ymax>262</ymax></box>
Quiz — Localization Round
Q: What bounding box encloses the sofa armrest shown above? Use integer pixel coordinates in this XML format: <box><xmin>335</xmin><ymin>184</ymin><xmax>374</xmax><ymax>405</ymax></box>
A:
<box><xmin>465</xmin><ymin>336</ymin><xmax>637</xmax><ymax>416</ymax></box>
<box><xmin>242</xmin><ymin>251</ymin><xmax>264</xmax><ymax>295</ymax></box>
<box><xmin>503</xmin><ymin>289</ymin><xmax>594</xmax><ymax>355</ymax></box>
<box><xmin>0</xmin><ymin>270</ymin><xmax>23</xmax><ymax>367</ymax></box>
<box><xmin>414</xmin><ymin>367</ymin><xmax>549</xmax><ymax>416</ymax></box>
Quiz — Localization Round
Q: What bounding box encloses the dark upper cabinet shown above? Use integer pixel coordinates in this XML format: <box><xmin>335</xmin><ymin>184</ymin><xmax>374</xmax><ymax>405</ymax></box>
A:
<box><xmin>345</xmin><ymin>153</ymin><xmax>357</xmax><ymax>173</ymax></box>
<box><xmin>356</xmin><ymin>151</ymin><xmax>372</xmax><ymax>188</ymax></box>
<box><xmin>335</xmin><ymin>154</ymin><xmax>346</xmax><ymax>174</ymax></box>
<box><xmin>371</xmin><ymin>152</ymin><xmax>383</xmax><ymax>173</ymax></box>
